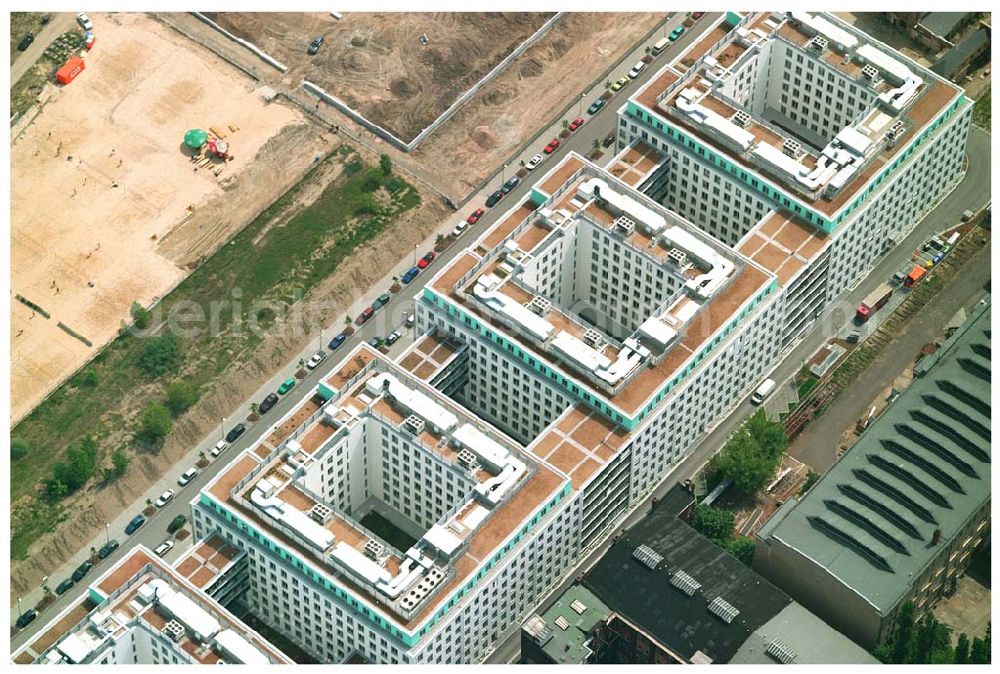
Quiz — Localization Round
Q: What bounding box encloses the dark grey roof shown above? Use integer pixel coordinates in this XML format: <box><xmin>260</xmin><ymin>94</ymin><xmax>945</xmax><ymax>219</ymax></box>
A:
<box><xmin>920</xmin><ymin>12</ymin><xmax>970</xmax><ymax>39</ymax></box>
<box><xmin>932</xmin><ymin>26</ymin><xmax>991</xmax><ymax>77</ymax></box>
<box><xmin>758</xmin><ymin>298</ymin><xmax>991</xmax><ymax>615</ymax></box>
<box><xmin>583</xmin><ymin>497</ymin><xmax>792</xmax><ymax>663</ymax></box>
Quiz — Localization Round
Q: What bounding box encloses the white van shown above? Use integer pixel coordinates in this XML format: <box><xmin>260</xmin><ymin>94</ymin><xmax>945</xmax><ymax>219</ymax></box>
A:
<box><xmin>751</xmin><ymin>378</ymin><xmax>776</xmax><ymax>405</ymax></box>
<box><xmin>628</xmin><ymin>61</ymin><xmax>646</xmax><ymax>79</ymax></box>
<box><xmin>651</xmin><ymin>37</ymin><xmax>669</xmax><ymax>56</ymax></box>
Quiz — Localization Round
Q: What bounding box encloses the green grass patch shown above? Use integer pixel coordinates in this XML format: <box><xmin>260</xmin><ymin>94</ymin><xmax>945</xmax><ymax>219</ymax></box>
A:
<box><xmin>9</xmin><ymin>148</ymin><xmax>420</xmax><ymax>559</ymax></box>
<box><xmin>972</xmin><ymin>86</ymin><xmax>990</xmax><ymax>131</ymax></box>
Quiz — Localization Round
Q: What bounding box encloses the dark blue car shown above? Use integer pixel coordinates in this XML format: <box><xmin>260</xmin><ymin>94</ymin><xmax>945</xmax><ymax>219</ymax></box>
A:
<box><xmin>401</xmin><ymin>266</ymin><xmax>420</xmax><ymax>284</ymax></box>
<box><xmin>587</xmin><ymin>97</ymin><xmax>606</xmax><ymax>114</ymax></box>
<box><xmin>125</xmin><ymin>514</ymin><xmax>146</xmax><ymax>535</ymax></box>
<box><xmin>328</xmin><ymin>333</ymin><xmax>347</xmax><ymax>351</ymax></box>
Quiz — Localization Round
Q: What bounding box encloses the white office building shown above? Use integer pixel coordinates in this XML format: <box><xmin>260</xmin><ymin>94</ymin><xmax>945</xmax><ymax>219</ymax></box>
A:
<box><xmin>170</xmin><ymin>11</ymin><xmax>970</xmax><ymax>665</ymax></box>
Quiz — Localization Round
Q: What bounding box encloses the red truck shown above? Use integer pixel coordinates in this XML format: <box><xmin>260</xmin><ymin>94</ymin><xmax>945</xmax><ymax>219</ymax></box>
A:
<box><xmin>856</xmin><ymin>283</ymin><xmax>893</xmax><ymax>323</ymax></box>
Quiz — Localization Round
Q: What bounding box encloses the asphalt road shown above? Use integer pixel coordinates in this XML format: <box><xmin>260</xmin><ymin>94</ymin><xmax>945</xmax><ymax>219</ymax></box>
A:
<box><xmin>10</xmin><ymin>13</ymin><xmax>77</xmax><ymax>86</ymax></box>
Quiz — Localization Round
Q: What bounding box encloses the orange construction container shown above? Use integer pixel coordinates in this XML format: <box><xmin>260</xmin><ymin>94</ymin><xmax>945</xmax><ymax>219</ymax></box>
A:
<box><xmin>904</xmin><ymin>264</ymin><xmax>927</xmax><ymax>288</ymax></box>
<box><xmin>56</xmin><ymin>56</ymin><xmax>85</xmax><ymax>85</ymax></box>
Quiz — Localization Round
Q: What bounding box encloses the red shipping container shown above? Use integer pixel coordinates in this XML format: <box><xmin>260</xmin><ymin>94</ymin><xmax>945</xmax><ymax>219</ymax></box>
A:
<box><xmin>56</xmin><ymin>56</ymin><xmax>85</xmax><ymax>85</ymax></box>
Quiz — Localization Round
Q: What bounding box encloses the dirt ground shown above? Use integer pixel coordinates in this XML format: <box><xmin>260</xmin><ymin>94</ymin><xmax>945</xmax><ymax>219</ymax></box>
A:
<box><xmin>10</xmin><ymin>12</ymin><xmax>323</xmax><ymax>422</ymax></box>
<box><xmin>412</xmin><ymin>12</ymin><xmax>663</xmax><ymax>198</ymax></box>
<box><xmin>203</xmin><ymin>12</ymin><xmax>553</xmax><ymax>142</ymax></box>
<box><xmin>10</xmin><ymin>151</ymin><xmax>451</xmax><ymax>597</ymax></box>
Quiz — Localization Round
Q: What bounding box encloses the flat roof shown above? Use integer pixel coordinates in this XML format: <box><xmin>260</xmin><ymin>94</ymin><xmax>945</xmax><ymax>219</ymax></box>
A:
<box><xmin>202</xmin><ymin>345</ymin><xmax>567</xmax><ymax>633</ymax></box>
<box><xmin>634</xmin><ymin>12</ymin><xmax>963</xmax><ymax>219</ymax></box>
<box><xmin>737</xmin><ymin>211</ymin><xmax>829</xmax><ymax>286</ymax></box>
<box><xmin>605</xmin><ymin>141</ymin><xmax>665</xmax><ymax>188</ymax></box>
<box><xmin>428</xmin><ymin>153</ymin><xmax>773</xmax><ymax>418</ymax></box>
<box><xmin>758</xmin><ymin>300</ymin><xmax>991</xmax><ymax>614</ymax></box>
<box><xmin>582</xmin><ymin>491</ymin><xmax>874</xmax><ymax>663</ymax></box>
<box><xmin>15</xmin><ymin>547</ymin><xmax>289</xmax><ymax>665</ymax></box>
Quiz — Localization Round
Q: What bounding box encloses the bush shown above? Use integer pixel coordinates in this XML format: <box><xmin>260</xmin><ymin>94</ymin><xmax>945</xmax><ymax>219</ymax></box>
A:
<box><xmin>692</xmin><ymin>504</ymin><xmax>735</xmax><ymax>543</ymax></box>
<box><xmin>111</xmin><ymin>449</ymin><xmax>130</xmax><ymax>476</ymax></box>
<box><xmin>727</xmin><ymin>537</ymin><xmax>755</xmax><ymax>565</ymax></box>
<box><xmin>361</xmin><ymin>167</ymin><xmax>383</xmax><ymax>192</ymax></box>
<box><xmin>799</xmin><ymin>470</ymin><xmax>821</xmax><ymax>496</ymax></box>
<box><xmin>80</xmin><ymin>369</ymin><xmax>99</xmax><ymax>388</ymax></box>
<box><xmin>139</xmin><ymin>402</ymin><xmax>173</xmax><ymax>443</ymax></box>
<box><xmin>11</xmin><ymin>437</ymin><xmax>30</xmax><ymax>461</ymax></box>
<box><xmin>712</xmin><ymin>410</ymin><xmax>788</xmax><ymax>494</ymax></box>
<box><xmin>165</xmin><ymin>381</ymin><xmax>199</xmax><ymax>416</ymax></box>
<box><xmin>379</xmin><ymin>153</ymin><xmax>392</xmax><ymax>176</ymax></box>
<box><xmin>130</xmin><ymin>301</ymin><xmax>151</xmax><ymax>330</ymax></box>
<box><xmin>385</xmin><ymin>176</ymin><xmax>406</xmax><ymax>193</ymax></box>
<box><xmin>138</xmin><ymin>334</ymin><xmax>182</xmax><ymax>377</ymax></box>
<box><xmin>44</xmin><ymin>436</ymin><xmax>99</xmax><ymax>499</ymax></box>
<box><xmin>354</xmin><ymin>194</ymin><xmax>379</xmax><ymax>216</ymax></box>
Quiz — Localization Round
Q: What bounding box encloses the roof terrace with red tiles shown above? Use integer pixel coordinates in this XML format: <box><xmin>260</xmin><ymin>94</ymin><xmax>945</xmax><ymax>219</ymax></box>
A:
<box><xmin>425</xmin><ymin>153</ymin><xmax>775</xmax><ymax>419</ymax></box>
<box><xmin>14</xmin><ymin>547</ymin><xmax>290</xmax><ymax>665</ymax></box>
<box><xmin>199</xmin><ymin>344</ymin><xmax>568</xmax><ymax>632</ymax></box>
<box><xmin>632</xmin><ymin>12</ymin><xmax>963</xmax><ymax>219</ymax></box>
<box><xmin>737</xmin><ymin>210</ymin><xmax>830</xmax><ymax>286</ymax></box>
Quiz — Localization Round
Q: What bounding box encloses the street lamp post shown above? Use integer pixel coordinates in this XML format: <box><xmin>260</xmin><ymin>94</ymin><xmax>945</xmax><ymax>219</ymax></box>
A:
<box><xmin>501</xmin><ymin>163</ymin><xmax>507</xmax><ymax>183</ymax></box>
<box><xmin>17</xmin><ymin>597</ymin><xmax>22</xmax><ymax>616</ymax></box>
<box><xmin>578</xmin><ymin>93</ymin><xmax>585</xmax><ymax>116</ymax></box>
<box><xmin>413</xmin><ymin>244</ymin><xmax>418</xmax><ymax>266</ymax></box>
<box><xmin>105</xmin><ymin>523</ymin><xmax>110</xmax><ymax>545</ymax></box>
<box><xmin>221</xmin><ymin>417</ymin><xmax>226</xmax><ymax>440</ymax></box>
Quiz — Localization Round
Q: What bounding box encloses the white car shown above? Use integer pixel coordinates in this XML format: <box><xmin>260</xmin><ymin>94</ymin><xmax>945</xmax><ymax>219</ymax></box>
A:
<box><xmin>451</xmin><ymin>221</ymin><xmax>468</xmax><ymax>237</ymax></box>
<box><xmin>306</xmin><ymin>350</ymin><xmax>326</xmax><ymax>370</ymax></box>
<box><xmin>526</xmin><ymin>154</ymin><xmax>544</xmax><ymax>170</ymax></box>
<box><xmin>77</xmin><ymin>13</ymin><xmax>93</xmax><ymax>31</ymax></box>
<box><xmin>177</xmin><ymin>468</ymin><xmax>199</xmax><ymax>487</ymax></box>
<box><xmin>211</xmin><ymin>440</ymin><xmax>228</xmax><ymax>457</ymax></box>
<box><xmin>154</xmin><ymin>540</ymin><xmax>175</xmax><ymax>557</ymax></box>
<box><xmin>385</xmin><ymin>331</ymin><xmax>401</xmax><ymax>346</ymax></box>
<box><xmin>154</xmin><ymin>490</ymin><xmax>175</xmax><ymax>508</ymax></box>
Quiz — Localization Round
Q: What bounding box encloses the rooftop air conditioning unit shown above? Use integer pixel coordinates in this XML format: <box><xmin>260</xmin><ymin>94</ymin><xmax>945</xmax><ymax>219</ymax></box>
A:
<box><xmin>808</xmin><ymin>35</ymin><xmax>828</xmax><ymax>53</ymax></box>
<box><xmin>667</xmin><ymin>248</ymin><xmax>688</xmax><ymax>268</ymax></box>
<box><xmin>403</xmin><ymin>414</ymin><xmax>425</xmax><ymax>435</ymax></box>
<box><xmin>162</xmin><ymin>620</ymin><xmax>185</xmax><ymax>643</ymax></box>
<box><xmin>529</xmin><ymin>296</ymin><xmax>551</xmax><ymax>316</ymax></box>
<box><xmin>583</xmin><ymin>329</ymin><xmax>604</xmax><ymax>350</ymax></box>
<box><xmin>782</xmin><ymin>138</ymin><xmax>802</xmax><ymax>158</ymax></box>
<box><xmin>862</xmin><ymin>64</ymin><xmax>881</xmax><ymax>85</ymax></box>
<box><xmin>614</xmin><ymin>215</ymin><xmax>636</xmax><ymax>237</ymax></box>
<box><xmin>364</xmin><ymin>539</ymin><xmax>385</xmax><ymax>560</ymax></box>
<box><xmin>732</xmin><ymin>110</ymin><xmax>752</xmax><ymax>128</ymax></box>
<box><xmin>457</xmin><ymin>448</ymin><xmax>480</xmax><ymax>472</ymax></box>
<box><xmin>309</xmin><ymin>503</ymin><xmax>333</xmax><ymax>525</ymax></box>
